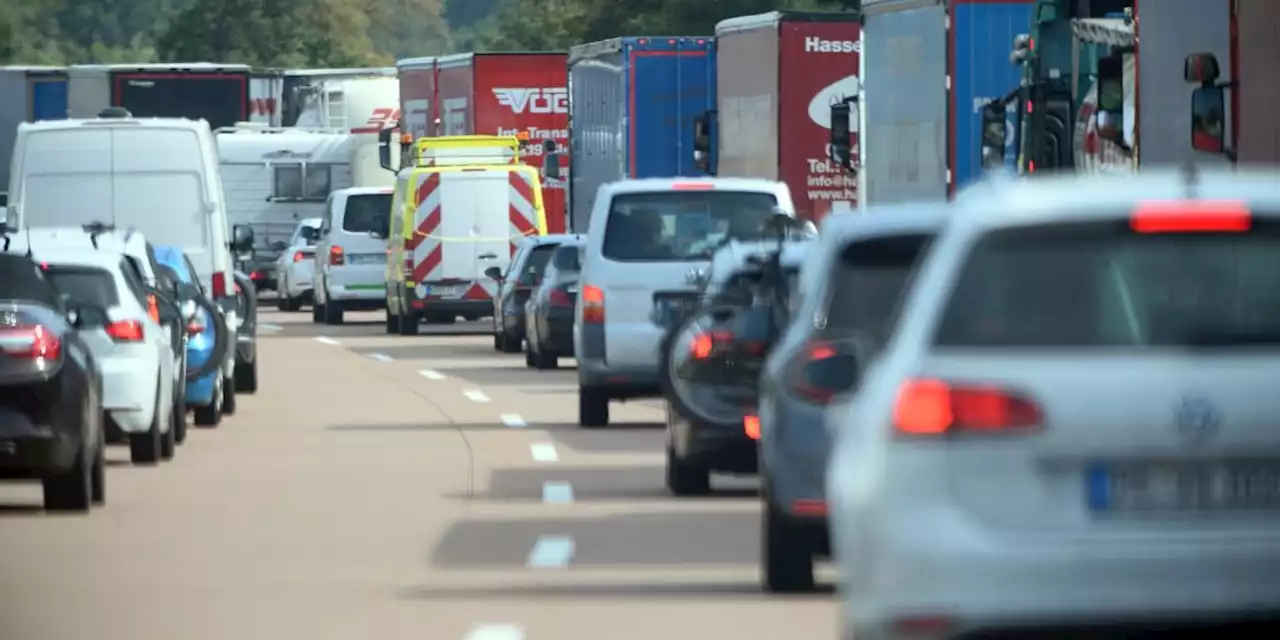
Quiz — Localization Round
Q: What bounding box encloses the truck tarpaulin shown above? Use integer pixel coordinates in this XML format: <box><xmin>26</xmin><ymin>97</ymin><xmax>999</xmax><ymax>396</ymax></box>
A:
<box><xmin>567</xmin><ymin>36</ymin><xmax>716</xmax><ymax>232</ymax></box>
<box><xmin>401</xmin><ymin>53</ymin><xmax>569</xmax><ymax>234</ymax></box>
<box><xmin>715</xmin><ymin>11</ymin><xmax>861</xmax><ymax>222</ymax></box>
<box><xmin>108</xmin><ymin>66</ymin><xmax>251</xmax><ymax>130</ymax></box>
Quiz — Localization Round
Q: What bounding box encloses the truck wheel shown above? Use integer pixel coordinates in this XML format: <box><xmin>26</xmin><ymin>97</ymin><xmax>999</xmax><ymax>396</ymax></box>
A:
<box><xmin>399</xmin><ymin>311</ymin><xmax>420</xmax><ymax>336</ymax></box>
<box><xmin>385</xmin><ymin>309</ymin><xmax>401</xmax><ymax>334</ymax></box>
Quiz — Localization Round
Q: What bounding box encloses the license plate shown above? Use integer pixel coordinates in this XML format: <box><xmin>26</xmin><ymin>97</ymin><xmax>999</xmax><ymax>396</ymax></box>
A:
<box><xmin>348</xmin><ymin>254</ymin><xmax>382</xmax><ymax>264</ymax></box>
<box><xmin>567</xmin><ymin>285</ymin><xmax>578</xmax><ymax>293</ymax></box>
<box><xmin>1087</xmin><ymin>463</ymin><xmax>1280</xmax><ymax>512</ymax></box>
<box><xmin>425</xmin><ymin>286</ymin><xmax>459</xmax><ymax>297</ymax></box>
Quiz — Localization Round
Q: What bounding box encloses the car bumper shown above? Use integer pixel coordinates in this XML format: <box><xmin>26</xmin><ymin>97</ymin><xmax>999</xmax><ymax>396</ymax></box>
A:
<box><xmin>577</xmin><ymin>359</ymin><xmax>661</xmax><ymax>397</ymax></box>
<box><xmin>543</xmin><ymin>317</ymin><xmax>575</xmax><ymax>355</ymax></box>
<box><xmin>98</xmin><ymin>357</ymin><xmax>158</xmax><ymax>434</ymax></box>
<box><xmin>0</xmin><ymin>407</ymin><xmax>80</xmax><ymax>475</ymax></box>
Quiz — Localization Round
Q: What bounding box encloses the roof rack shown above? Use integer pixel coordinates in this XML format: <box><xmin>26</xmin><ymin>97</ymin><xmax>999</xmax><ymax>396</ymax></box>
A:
<box><xmin>1071</xmin><ymin>18</ymin><xmax>1135</xmax><ymax>48</ymax></box>
<box><xmin>82</xmin><ymin>221</ymin><xmax>115</xmax><ymax>249</ymax></box>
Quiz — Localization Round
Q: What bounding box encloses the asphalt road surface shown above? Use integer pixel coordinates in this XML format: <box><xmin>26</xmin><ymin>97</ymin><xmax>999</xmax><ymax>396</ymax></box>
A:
<box><xmin>0</xmin><ymin>309</ymin><xmax>837</xmax><ymax>640</ymax></box>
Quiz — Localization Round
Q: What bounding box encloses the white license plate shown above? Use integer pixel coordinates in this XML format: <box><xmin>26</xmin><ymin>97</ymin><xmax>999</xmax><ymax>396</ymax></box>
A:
<box><xmin>567</xmin><ymin>285</ymin><xmax>578</xmax><ymax>293</ymax></box>
<box><xmin>1088</xmin><ymin>463</ymin><xmax>1280</xmax><ymax>512</ymax></box>
<box><xmin>425</xmin><ymin>286</ymin><xmax>460</xmax><ymax>297</ymax></box>
<box><xmin>348</xmin><ymin>254</ymin><xmax>382</xmax><ymax>264</ymax></box>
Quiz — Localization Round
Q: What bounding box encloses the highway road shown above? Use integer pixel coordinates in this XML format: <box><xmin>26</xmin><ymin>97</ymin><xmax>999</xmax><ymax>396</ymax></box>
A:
<box><xmin>0</xmin><ymin>309</ymin><xmax>838</xmax><ymax>640</ymax></box>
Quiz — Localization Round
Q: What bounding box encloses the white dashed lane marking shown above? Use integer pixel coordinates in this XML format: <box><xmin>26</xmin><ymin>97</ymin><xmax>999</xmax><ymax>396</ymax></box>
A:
<box><xmin>500</xmin><ymin>413</ymin><xmax>526</xmax><ymax>428</ymax></box>
<box><xmin>258</xmin><ymin>323</ymin><xmax>282</xmax><ymax>331</ymax></box>
<box><xmin>526</xmin><ymin>535</ymin><xmax>575</xmax><ymax>569</ymax></box>
<box><xmin>368</xmin><ymin>353</ymin><xmax>393</xmax><ymax>362</ymax></box>
<box><xmin>314</xmin><ymin>336</ymin><xmax>340</xmax><ymax>345</ymax></box>
<box><xmin>463</xmin><ymin>389</ymin><xmax>489</xmax><ymax>403</ymax></box>
<box><xmin>541</xmin><ymin>481</ymin><xmax>574</xmax><ymax>504</ymax></box>
<box><xmin>529</xmin><ymin>443</ymin><xmax>558</xmax><ymax>462</ymax></box>
<box><xmin>418</xmin><ymin>369</ymin><xmax>446</xmax><ymax>380</ymax></box>
<box><xmin>464</xmin><ymin>624</ymin><xmax>525</xmax><ymax>640</ymax></box>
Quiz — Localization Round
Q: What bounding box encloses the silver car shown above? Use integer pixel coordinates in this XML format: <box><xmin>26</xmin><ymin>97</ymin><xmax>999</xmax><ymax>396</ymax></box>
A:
<box><xmin>758</xmin><ymin>206</ymin><xmax>945</xmax><ymax>593</ymax></box>
<box><xmin>828</xmin><ymin>169</ymin><xmax>1280</xmax><ymax>640</ymax></box>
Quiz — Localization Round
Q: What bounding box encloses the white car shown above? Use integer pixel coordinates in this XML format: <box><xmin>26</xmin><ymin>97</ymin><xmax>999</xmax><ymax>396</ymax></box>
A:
<box><xmin>574</xmin><ymin>177</ymin><xmax>796</xmax><ymax>428</ymax></box>
<box><xmin>31</xmin><ymin>246</ymin><xmax>179</xmax><ymax>464</ymax></box>
<box><xmin>313</xmin><ymin>187</ymin><xmax>393</xmax><ymax>324</ymax></box>
<box><xmin>275</xmin><ymin>217</ymin><xmax>323</xmax><ymax>311</ymax></box>
<box><xmin>827</xmin><ymin>169</ymin><xmax>1280</xmax><ymax>639</ymax></box>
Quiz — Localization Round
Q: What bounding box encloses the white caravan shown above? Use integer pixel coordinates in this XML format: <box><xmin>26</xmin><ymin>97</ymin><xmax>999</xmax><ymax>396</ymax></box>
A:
<box><xmin>292</xmin><ymin>75</ymin><xmax>400</xmax><ymax>189</ymax></box>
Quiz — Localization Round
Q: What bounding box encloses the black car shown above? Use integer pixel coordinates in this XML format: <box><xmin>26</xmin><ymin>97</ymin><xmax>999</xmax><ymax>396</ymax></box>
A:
<box><xmin>0</xmin><ymin>252</ymin><xmax>106</xmax><ymax>512</ymax></box>
<box><xmin>488</xmin><ymin>234</ymin><xmax>578</xmax><ymax>353</ymax></box>
<box><xmin>524</xmin><ymin>239</ymin><xmax>583</xmax><ymax>369</ymax></box>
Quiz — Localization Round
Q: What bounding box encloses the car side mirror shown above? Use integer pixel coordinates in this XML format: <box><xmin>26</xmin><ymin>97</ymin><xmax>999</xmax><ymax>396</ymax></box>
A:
<box><xmin>980</xmin><ymin>100</ymin><xmax>1008</xmax><ymax>170</ymax></box>
<box><xmin>232</xmin><ymin>224</ymin><xmax>254</xmax><ymax>251</ymax></box>
<box><xmin>1190</xmin><ymin>86</ymin><xmax>1227</xmax><ymax>155</ymax></box>
<box><xmin>829</xmin><ymin>100</ymin><xmax>856</xmax><ymax>170</ymax></box>
<box><xmin>544</xmin><ymin>152</ymin><xmax>563</xmax><ymax>180</ymax></box>
<box><xmin>484</xmin><ymin>266</ymin><xmax>503</xmax><ymax>281</ymax></box>
<box><xmin>1095</xmin><ymin>55</ymin><xmax>1127</xmax><ymax>148</ymax></box>
<box><xmin>693</xmin><ymin>111</ymin><xmax>714</xmax><ymax>174</ymax></box>
<box><xmin>69</xmin><ymin>304</ymin><xmax>109</xmax><ymax>329</ymax></box>
<box><xmin>271</xmin><ymin>240</ymin><xmax>288</xmax><ymax>251</ymax></box>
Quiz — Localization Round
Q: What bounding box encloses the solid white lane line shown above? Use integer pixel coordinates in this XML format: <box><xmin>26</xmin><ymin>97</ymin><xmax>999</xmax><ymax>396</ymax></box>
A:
<box><xmin>500</xmin><ymin>413</ymin><xmax>527</xmax><ymax>428</ymax></box>
<box><xmin>314</xmin><ymin>336</ymin><xmax>340</xmax><ymax>345</ymax></box>
<box><xmin>418</xmin><ymin>369</ymin><xmax>446</xmax><ymax>380</ymax></box>
<box><xmin>526</xmin><ymin>535</ymin><xmax>575</xmax><ymax>569</ymax></box>
<box><xmin>463</xmin><ymin>389</ymin><xmax>489</xmax><ymax>402</ymax></box>
<box><xmin>259</xmin><ymin>323</ymin><xmax>282</xmax><ymax>331</ymax></box>
<box><xmin>529</xmin><ymin>443</ymin><xmax>559</xmax><ymax>462</ymax></box>
<box><xmin>542</xmin><ymin>481</ymin><xmax>574</xmax><ymax>504</ymax></box>
<box><xmin>368</xmin><ymin>353</ymin><xmax>393</xmax><ymax>362</ymax></box>
<box><xmin>464</xmin><ymin>624</ymin><xmax>524</xmax><ymax>640</ymax></box>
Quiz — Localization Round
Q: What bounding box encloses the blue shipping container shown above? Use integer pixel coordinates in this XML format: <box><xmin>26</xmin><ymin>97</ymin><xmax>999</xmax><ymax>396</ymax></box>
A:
<box><xmin>29</xmin><ymin>77</ymin><xmax>68</xmax><ymax>121</ymax></box>
<box><xmin>567</xmin><ymin>36</ymin><xmax>716</xmax><ymax>232</ymax></box>
<box><xmin>951</xmin><ymin>1</ymin><xmax>1034</xmax><ymax>189</ymax></box>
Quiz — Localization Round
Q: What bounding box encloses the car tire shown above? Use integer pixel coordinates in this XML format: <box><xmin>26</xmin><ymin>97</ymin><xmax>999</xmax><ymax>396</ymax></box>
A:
<box><xmin>193</xmin><ymin>377</ymin><xmax>222</xmax><ymax>427</ymax></box>
<box><xmin>130</xmin><ymin>394</ymin><xmax>163</xmax><ymax>465</ymax></box>
<box><xmin>500</xmin><ymin>333</ymin><xmax>522</xmax><ymax>354</ymax></box>
<box><xmin>665</xmin><ymin>442</ymin><xmax>712</xmax><ymax>496</ymax></box>
<box><xmin>222</xmin><ymin>375</ymin><xmax>237</xmax><ymax>416</ymax></box>
<box><xmin>172</xmin><ymin>381</ymin><xmax>188</xmax><ymax>445</ymax></box>
<box><xmin>493</xmin><ymin>332</ymin><xmax>502</xmax><ymax>351</ymax></box>
<box><xmin>235</xmin><ymin>359</ymin><xmax>257</xmax><ymax>393</ymax></box>
<box><xmin>276</xmin><ymin>294</ymin><xmax>287</xmax><ymax>311</ymax></box>
<box><xmin>323</xmin><ymin>299</ymin><xmax>345</xmax><ymax>325</ymax></box>
<box><xmin>399</xmin><ymin>311</ymin><xmax>420</xmax><ymax>336</ymax></box>
<box><xmin>534</xmin><ymin>343</ymin><xmax>558</xmax><ymax>370</ymax></box>
<box><xmin>160</xmin><ymin>411</ymin><xmax>176</xmax><ymax>460</ymax></box>
<box><xmin>312</xmin><ymin>301</ymin><xmax>324</xmax><ymax>323</ymax></box>
<box><xmin>283</xmin><ymin>295</ymin><xmax>301</xmax><ymax>312</ymax></box>
<box><xmin>43</xmin><ymin>427</ymin><xmax>94</xmax><ymax>513</ymax></box>
<box><xmin>524</xmin><ymin>341</ymin><xmax>537</xmax><ymax>368</ymax></box>
<box><xmin>762</xmin><ymin>490</ymin><xmax>817</xmax><ymax>593</ymax></box>
<box><xmin>578</xmin><ymin>386</ymin><xmax>609</xmax><ymax>428</ymax></box>
<box><xmin>90</xmin><ymin>426</ymin><xmax>105</xmax><ymax>506</ymax></box>
<box><xmin>385</xmin><ymin>308</ymin><xmax>401</xmax><ymax>334</ymax></box>
<box><xmin>425</xmin><ymin>313</ymin><xmax>456</xmax><ymax>324</ymax></box>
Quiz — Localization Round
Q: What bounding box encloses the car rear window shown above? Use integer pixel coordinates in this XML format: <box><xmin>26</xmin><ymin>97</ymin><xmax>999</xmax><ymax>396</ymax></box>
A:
<box><xmin>824</xmin><ymin>234</ymin><xmax>934</xmax><ymax>346</ymax></box>
<box><xmin>934</xmin><ymin>221</ymin><xmax>1280</xmax><ymax>347</ymax></box>
<box><xmin>0</xmin><ymin>255</ymin><xmax>58</xmax><ymax>306</ymax></box>
<box><xmin>602</xmin><ymin>191</ymin><xmax>779</xmax><ymax>262</ymax></box>
<box><xmin>342</xmin><ymin>193</ymin><xmax>392</xmax><ymax>233</ymax></box>
<box><xmin>45</xmin><ymin>267</ymin><xmax>120</xmax><ymax>308</ymax></box>
<box><xmin>552</xmin><ymin>244</ymin><xmax>580</xmax><ymax>271</ymax></box>
<box><xmin>518</xmin><ymin>244</ymin><xmax>559</xmax><ymax>286</ymax></box>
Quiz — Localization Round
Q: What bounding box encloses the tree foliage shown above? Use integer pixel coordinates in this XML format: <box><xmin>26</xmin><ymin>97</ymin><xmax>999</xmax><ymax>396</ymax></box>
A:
<box><xmin>0</xmin><ymin>0</ymin><xmax>856</xmax><ymax>66</ymax></box>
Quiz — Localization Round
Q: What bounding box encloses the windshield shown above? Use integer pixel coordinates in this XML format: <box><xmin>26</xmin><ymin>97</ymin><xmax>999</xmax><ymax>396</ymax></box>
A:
<box><xmin>518</xmin><ymin>244</ymin><xmax>559</xmax><ymax>286</ymax></box>
<box><xmin>828</xmin><ymin>234</ymin><xmax>933</xmax><ymax>345</ymax></box>
<box><xmin>45</xmin><ymin>267</ymin><xmax>120</xmax><ymax>308</ymax></box>
<box><xmin>343</xmin><ymin>194</ymin><xmax>392</xmax><ymax>234</ymax></box>
<box><xmin>601</xmin><ymin>191</ymin><xmax>779</xmax><ymax>262</ymax></box>
<box><xmin>934</xmin><ymin>221</ymin><xmax>1280</xmax><ymax>347</ymax></box>
<box><xmin>552</xmin><ymin>244</ymin><xmax>580</xmax><ymax>271</ymax></box>
<box><xmin>0</xmin><ymin>255</ymin><xmax>57</xmax><ymax>306</ymax></box>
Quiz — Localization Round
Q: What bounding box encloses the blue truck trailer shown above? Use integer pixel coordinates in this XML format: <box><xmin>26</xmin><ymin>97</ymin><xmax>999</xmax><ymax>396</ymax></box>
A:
<box><xmin>565</xmin><ymin>36</ymin><xmax>716</xmax><ymax>232</ymax></box>
<box><xmin>850</xmin><ymin>0</ymin><xmax>1032</xmax><ymax>204</ymax></box>
<box><xmin>0</xmin><ymin>67</ymin><xmax>69</xmax><ymax>197</ymax></box>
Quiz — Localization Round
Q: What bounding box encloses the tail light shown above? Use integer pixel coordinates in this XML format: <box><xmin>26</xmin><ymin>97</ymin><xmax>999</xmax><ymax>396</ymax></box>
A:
<box><xmin>105</xmin><ymin>319</ymin><xmax>145</xmax><ymax>342</ymax></box>
<box><xmin>329</xmin><ymin>245</ymin><xmax>344</xmax><ymax>266</ymax></box>
<box><xmin>211</xmin><ymin>272</ymin><xmax>227</xmax><ymax>298</ymax></box>
<box><xmin>786</xmin><ymin>340</ymin><xmax>860</xmax><ymax>405</ymax></box>
<box><xmin>293</xmin><ymin>251</ymin><xmax>306</xmax><ymax>263</ymax></box>
<box><xmin>582</xmin><ymin>285</ymin><xmax>604</xmax><ymax>323</ymax></box>
<box><xmin>0</xmin><ymin>324</ymin><xmax>62</xmax><ymax>360</ymax></box>
<box><xmin>549</xmin><ymin>288</ymin><xmax>572</xmax><ymax>307</ymax></box>
<box><xmin>185</xmin><ymin>315</ymin><xmax>205</xmax><ymax>336</ymax></box>
<box><xmin>250</xmin><ymin>270</ymin><xmax>264</xmax><ymax>280</ymax></box>
<box><xmin>145</xmin><ymin>294</ymin><xmax>160</xmax><ymax>323</ymax></box>
<box><xmin>743</xmin><ymin>414</ymin><xmax>761</xmax><ymax>440</ymax></box>
<box><xmin>893</xmin><ymin>378</ymin><xmax>1043</xmax><ymax>436</ymax></box>
<box><xmin>1131</xmin><ymin>200</ymin><xmax>1250</xmax><ymax>233</ymax></box>
<box><xmin>690</xmin><ymin>329</ymin><xmax>734</xmax><ymax>359</ymax></box>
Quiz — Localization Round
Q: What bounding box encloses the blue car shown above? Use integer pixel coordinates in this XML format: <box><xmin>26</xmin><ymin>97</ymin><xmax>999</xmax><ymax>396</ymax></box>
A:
<box><xmin>154</xmin><ymin>246</ymin><xmax>225</xmax><ymax>426</ymax></box>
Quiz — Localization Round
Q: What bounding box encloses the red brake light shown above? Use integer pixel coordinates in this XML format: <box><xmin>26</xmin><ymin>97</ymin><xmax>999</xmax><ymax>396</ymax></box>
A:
<box><xmin>744</xmin><ymin>414</ymin><xmax>760</xmax><ymax>440</ymax></box>
<box><xmin>549</xmin><ymin>288</ymin><xmax>572</xmax><ymax>307</ymax></box>
<box><xmin>211</xmin><ymin>272</ymin><xmax>227</xmax><ymax>298</ymax></box>
<box><xmin>0</xmin><ymin>324</ymin><xmax>62</xmax><ymax>360</ymax></box>
<box><xmin>690</xmin><ymin>329</ymin><xmax>733</xmax><ymax>359</ymax></box>
<box><xmin>893</xmin><ymin>378</ymin><xmax>1043</xmax><ymax>436</ymax></box>
<box><xmin>673</xmin><ymin>182</ymin><xmax>714</xmax><ymax>190</ymax></box>
<box><xmin>105</xmin><ymin>319</ymin><xmax>145</xmax><ymax>342</ymax></box>
<box><xmin>293</xmin><ymin>251</ymin><xmax>305</xmax><ymax>263</ymax></box>
<box><xmin>1130</xmin><ymin>200</ymin><xmax>1251</xmax><ymax>233</ymax></box>
<box><xmin>582</xmin><ymin>285</ymin><xmax>604</xmax><ymax>323</ymax></box>
<box><xmin>329</xmin><ymin>245</ymin><xmax>345</xmax><ymax>266</ymax></box>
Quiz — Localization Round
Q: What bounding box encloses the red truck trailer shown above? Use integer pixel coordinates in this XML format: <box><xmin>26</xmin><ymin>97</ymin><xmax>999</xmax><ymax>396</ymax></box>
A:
<box><xmin>395</xmin><ymin>53</ymin><xmax>569</xmax><ymax>233</ymax></box>
<box><xmin>701</xmin><ymin>11</ymin><xmax>861</xmax><ymax>223</ymax></box>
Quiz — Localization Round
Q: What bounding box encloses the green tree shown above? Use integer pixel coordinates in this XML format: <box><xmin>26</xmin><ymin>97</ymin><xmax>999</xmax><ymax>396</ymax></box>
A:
<box><xmin>367</xmin><ymin>0</ymin><xmax>453</xmax><ymax>61</ymax></box>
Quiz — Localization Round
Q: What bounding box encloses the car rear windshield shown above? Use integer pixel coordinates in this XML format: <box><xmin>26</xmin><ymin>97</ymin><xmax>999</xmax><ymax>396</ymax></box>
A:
<box><xmin>825</xmin><ymin>233</ymin><xmax>934</xmax><ymax>346</ymax></box>
<box><xmin>602</xmin><ymin>191</ymin><xmax>779</xmax><ymax>262</ymax></box>
<box><xmin>0</xmin><ymin>255</ymin><xmax>58</xmax><ymax>306</ymax></box>
<box><xmin>934</xmin><ymin>221</ymin><xmax>1280</xmax><ymax>347</ymax></box>
<box><xmin>343</xmin><ymin>193</ymin><xmax>392</xmax><ymax>233</ymax></box>
<box><xmin>44</xmin><ymin>267</ymin><xmax>119</xmax><ymax>308</ymax></box>
<box><xmin>518</xmin><ymin>244</ymin><xmax>559</xmax><ymax>286</ymax></box>
<box><xmin>552</xmin><ymin>244</ymin><xmax>580</xmax><ymax>271</ymax></box>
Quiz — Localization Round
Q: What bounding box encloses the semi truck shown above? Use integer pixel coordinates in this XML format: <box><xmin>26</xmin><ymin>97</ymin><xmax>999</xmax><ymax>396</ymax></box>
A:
<box><xmin>827</xmin><ymin>0</ymin><xmax>1036</xmax><ymax>203</ymax></box>
<box><xmin>66</xmin><ymin>63</ymin><xmax>253</xmax><ymax>130</ymax></box>
<box><xmin>393</xmin><ymin>53</ymin><xmax>569</xmax><ymax>233</ymax></box>
<box><xmin>553</xmin><ymin>36</ymin><xmax>716</xmax><ymax>232</ymax></box>
<box><xmin>693</xmin><ymin>11</ymin><xmax>861</xmax><ymax>223</ymax></box>
<box><xmin>0</xmin><ymin>67</ymin><xmax>68</xmax><ymax>196</ymax></box>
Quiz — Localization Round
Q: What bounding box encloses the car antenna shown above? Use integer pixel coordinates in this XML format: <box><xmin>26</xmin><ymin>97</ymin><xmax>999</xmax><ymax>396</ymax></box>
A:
<box><xmin>24</xmin><ymin>226</ymin><xmax>33</xmax><ymax>259</ymax></box>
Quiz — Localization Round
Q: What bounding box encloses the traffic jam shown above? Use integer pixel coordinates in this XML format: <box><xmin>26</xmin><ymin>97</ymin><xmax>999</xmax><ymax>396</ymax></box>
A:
<box><xmin>3</xmin><ymin>1</ymin><xmax>1280</xmax><ymax>638</ymax></box>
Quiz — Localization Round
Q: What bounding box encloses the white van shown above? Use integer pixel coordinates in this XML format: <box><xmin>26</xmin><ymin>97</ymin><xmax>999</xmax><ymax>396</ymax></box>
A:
<box><xmin>311</xmin><ymin>186</ymin><xmax>393</xmax><ymax>324</ymax></box>
<box><xmin>6</xmin><ymin>112</ymin><xmax>243</xmax><ymax>390</ymax></box>
<box><xmin>574</xmin><ymin>177</ymin><xmax>795</xmax><ymax>427</ymax></box>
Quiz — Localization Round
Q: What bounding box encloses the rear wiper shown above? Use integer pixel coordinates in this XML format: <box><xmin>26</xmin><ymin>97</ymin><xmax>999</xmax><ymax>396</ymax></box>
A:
<box><xmin>1183</xmin><ymin>330</ymin><xmax>1280</xmax><ymax>346</ymax></box>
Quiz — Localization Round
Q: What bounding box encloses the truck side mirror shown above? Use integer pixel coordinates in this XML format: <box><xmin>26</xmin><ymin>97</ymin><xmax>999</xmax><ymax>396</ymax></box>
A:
<box><xmin>829</xmin><ymin>102</ymin><xmax>854</xmax><ymax>170</ymax></box>
<box><xmin>378</xmin><ymin>128</ymin><xmax>399</xmax><ymax>173</ymax></box>
<box><xmin>1184</xmin><ymin>52</ymin><xmax>1221</xmax><ymax>85</ymax></box>
<box><xmin>545</xmin><ymin>153</ymin><xmax>562</xmax><ymax>180</ymax></box>
<box><xmin>1095</xmin><ymin>55</ymin><xmax>1126</xmax><ymax>147</ymax></box>
<box><xmin>543</xmin><ymin>139</ymin><xmax>557</xmax><ymax>154</ymax></box>
<box><xmin>980</xmin><ymin>101</ymin><xmax>1007</xmax><ymax>169</ymax></box>
<box><xmin>693</xmin><ymin>112</ymin><xmax>714</xmax><ymax>174</ymax></box>
<box><xmin>1190</xmin><ymin>86</ymin><xmax>1226</xmax><ymax>154</ymax></box>
<box><xmin>232</xmin><ymin>224</ymin><xmax>254</xmax><ymax>251</ymax></box>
